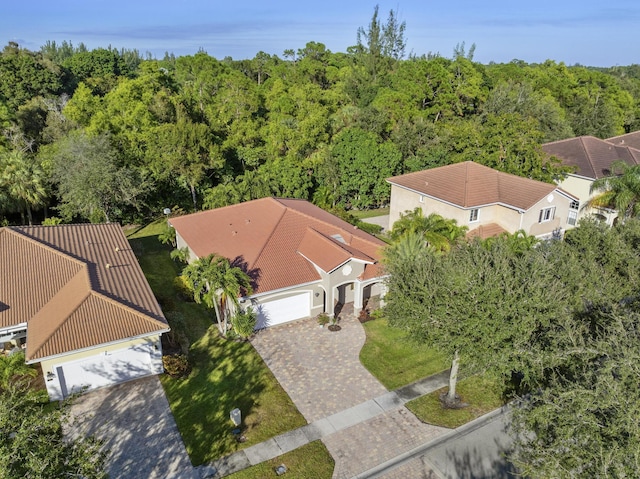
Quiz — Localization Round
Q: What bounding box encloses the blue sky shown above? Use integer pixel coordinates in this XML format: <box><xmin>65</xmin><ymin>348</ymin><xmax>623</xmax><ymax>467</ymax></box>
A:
<box><xmin>3</xmin><ymin>0</ymin><xmax>638</xmax><ymax>66</ymax></box>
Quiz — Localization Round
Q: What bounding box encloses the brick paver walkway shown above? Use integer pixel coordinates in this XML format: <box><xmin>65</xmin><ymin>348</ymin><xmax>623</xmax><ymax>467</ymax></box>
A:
<box><xmin>324</xmin><ymin>408</ymin><xmax>448</xmax><ymax>479</ymax></box>
<box><xmin>251</xmin><ymin>314</ymin><xmax>388</xmax><ymax>423</ymax></box>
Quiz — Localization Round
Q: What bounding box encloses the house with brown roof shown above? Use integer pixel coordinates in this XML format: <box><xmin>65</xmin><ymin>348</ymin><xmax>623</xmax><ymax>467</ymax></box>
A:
<box><xmin>170</xmin><ymin>197</ymin><xmax>387</xmax><ymax>328</ymax></box>
<box><xmin>0</xmin><ymin>224</ymin><xmax>169</xmax><ymax>400</ymax></box>
<box><xmin>387</xmin><ymin>161</ymin><xmax>579</xmax><ymax>239</ymax></box>
<box><xmin>607</xmin><ymin>130</ymin><xmax>640</xmax><ymax>151</ymax></box>
<box><xmin>542</xmin><ymin>135</ymin><xmax>640</xmax><ymax>224</ymax></box>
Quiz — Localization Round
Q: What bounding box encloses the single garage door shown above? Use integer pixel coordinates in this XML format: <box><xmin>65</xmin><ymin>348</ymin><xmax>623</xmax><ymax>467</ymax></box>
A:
<box><xmin>256</xmin><ymin>293</ymin><xmax>311</xmax><ymax>328</ymax></box>
<box><xmin>56</xmin><ymin>344</ymin><xmax>155</xmax><ymax>397</ymax></box>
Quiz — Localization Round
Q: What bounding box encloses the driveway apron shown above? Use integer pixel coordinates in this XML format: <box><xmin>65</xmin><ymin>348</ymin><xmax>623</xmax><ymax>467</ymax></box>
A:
<box><xmin>251</xmin><ymin>316</ymin><xmax>449</xmax><ymax>479</ymax></box>
<box><xmin>65</xmin><ymin>375</ymin><xmax>197</xmax><ymax>479</ymax></box>
<box><xmin>250</xmin><ymin>315</ymin><xmax>388</xmax><ymax>423</ymax></box>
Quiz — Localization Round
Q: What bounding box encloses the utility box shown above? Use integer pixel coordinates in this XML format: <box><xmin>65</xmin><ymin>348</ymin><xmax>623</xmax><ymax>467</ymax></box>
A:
<box><xmin>230</xmin><ymin>408</ymin><xmax>241</xmax><ymax>426</ymax></box>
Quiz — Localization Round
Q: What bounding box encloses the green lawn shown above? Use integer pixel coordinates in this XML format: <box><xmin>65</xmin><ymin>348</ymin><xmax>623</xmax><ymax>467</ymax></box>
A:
<box><xmin>127</xmin><ymin>221</ymin><xmax>315</xmax><ymax>467</ymax></box>
<box><xmin>359</xmin><ymin>318</ymin><xmax>448</xmax><ymax>390</ymax></box>
<box><xmin>351</xmin><ymin>207</ymin><xmax>390</xmax><ymax>219</ymax></box>
<box><xmin>360</xmin><ymin>317</ymin><xmax>504</xmax><ymax>428</ymax></box>
<box><xmin>406</xmin><ymin>375</ymin><xmax>504</xmax><ymax>429</ymax></box>
<box><xmin>226</xmin><ymin>441</ymin><xmax>334</xmax><ymax>479</ymax></box>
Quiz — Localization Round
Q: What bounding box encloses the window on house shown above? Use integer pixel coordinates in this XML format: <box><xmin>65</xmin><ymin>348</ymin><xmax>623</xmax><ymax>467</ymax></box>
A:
<box><xmin>539</xmin><ymin>207</ymin><xmax>556</xmax><ymax>223</ymax></box>
<box><xmin>469</xmin><ymin>208</ymin><xmax>479</xmax><ymax>222</ymax></box>
<box><xmin>567</xmin><ymin>200</ymin><xmax>579</xmax><ymax>226</ymax></box>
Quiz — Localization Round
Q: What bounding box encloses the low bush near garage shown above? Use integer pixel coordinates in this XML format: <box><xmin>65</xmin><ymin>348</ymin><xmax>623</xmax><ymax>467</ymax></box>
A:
<box><xmin>162</xmin><ymin>354</ymin><xmax>191</xmax><ymax>378</ymax></box>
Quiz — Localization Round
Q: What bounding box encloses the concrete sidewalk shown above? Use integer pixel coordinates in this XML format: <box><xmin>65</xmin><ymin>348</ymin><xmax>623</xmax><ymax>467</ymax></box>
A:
<box><xmin>203</xmin><ymin>371</ymin><xmax>450</xmax><ymax>478</ymax></box>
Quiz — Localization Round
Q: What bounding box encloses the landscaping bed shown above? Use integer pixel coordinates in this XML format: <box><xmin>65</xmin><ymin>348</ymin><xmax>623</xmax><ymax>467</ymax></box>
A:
<box><xmin>405</xmin><ymin>375</ymin><xmax>504</xmax><ymax>429</ymax></box>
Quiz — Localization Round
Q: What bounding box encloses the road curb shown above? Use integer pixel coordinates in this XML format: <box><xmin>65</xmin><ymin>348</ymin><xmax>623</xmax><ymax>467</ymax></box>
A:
<box><xmin>350</xmin><ymin>404</ymin><xmax>511</xmax><ymax>479</ymax></box>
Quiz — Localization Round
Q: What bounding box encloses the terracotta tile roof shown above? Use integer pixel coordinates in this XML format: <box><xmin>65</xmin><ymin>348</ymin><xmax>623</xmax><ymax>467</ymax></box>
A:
<box><xmin>387</xmin><ymin>161</ymin><xmax>569</xmax><ymax>211</ymax></box>
<box><xmin>607</xmin><ymin>131</ymin><xmax>640</xmax><ymax>150</ymax></box>
<box><xmin>0</xmin><ymin>224</ymin><xmax>168</xmax><ymax>362</ymax></box>
<box><xmin>542</xmin><ymin>136</ymin><xmax>640</xmax><ymax>179</ymax></box>
<box><xmin>170</xmin><ymin>198</ymin><xmax>386</xmax><ymax>294</ymax></box>
<box><xmin>467</xmin><ymin>223</ymin><xmax>509</xmax><ymax>240</ymax></box>
<box><xmin>297</xmin><ymin>228</ymin><xmax>375</xmax><ymax>273</ymax></box>
<box><xmin>0</xmin><ymin>228</ymin><xmax>84</xmax><ymax>329</ymax></box>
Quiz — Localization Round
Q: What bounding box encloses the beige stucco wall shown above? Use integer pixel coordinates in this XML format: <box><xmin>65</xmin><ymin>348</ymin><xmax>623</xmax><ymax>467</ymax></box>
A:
<box><xmin>246</xmin><ymin>258</ymin><xmax>385</xmax><ymax>319</ymax></box>
<box><xmin>175</xmin><ymin>231</ymin><xmax>197</xmax><ymax>262</ymax></box>
<box><xmin>523</xmin><ymin>194</ymin><xmax>575</xmax><ymax>237</ymax></box>
<box><xmin>557</xmin><ymin>175</ymin><xmax>618</xmax><ymax>225</ymax></box>
<box><xmin>390</xmin><ymin>184</ymin><xmax>578</xmax><ymax>238</ymax></box>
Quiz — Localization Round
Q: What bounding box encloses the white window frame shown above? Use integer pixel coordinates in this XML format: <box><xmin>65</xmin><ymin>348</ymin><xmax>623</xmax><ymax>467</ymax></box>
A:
<box><xmin>567</xmin><ymin>209</ymin><xmax>578</xmax><ymax>226</ymax></box>
<box><xmin>539</xmin><ymin>206</ymin><xmax>556</xmax><ymax>223</ymax></box>
<box><xmin>469</xmin><ymin>208</ymin><xmax>479</xmax><ymax>223</ymax></box>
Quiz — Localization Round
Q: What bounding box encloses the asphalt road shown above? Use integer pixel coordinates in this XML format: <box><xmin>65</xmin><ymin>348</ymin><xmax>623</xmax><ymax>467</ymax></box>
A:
<box><xmin>423</xmin><ymin>409</ymin><xmax>518</xmax><ymax>479</ymax></box>
<box><xmin>356</xmin><ymin>407</ymin><xmax>519</xmax><ymax>479</ymax></box>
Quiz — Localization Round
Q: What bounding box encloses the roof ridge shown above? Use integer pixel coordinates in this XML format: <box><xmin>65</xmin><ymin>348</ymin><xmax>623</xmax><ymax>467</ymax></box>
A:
<box><xmin>28</xmin><ymin>289</ymin><xmax>168</xmax><ymax>361</ymax></box>
<box><xmin>578</xmin><ymin>136</ymin><xmax>599</xmax><ymax>178</ymax></box>
<box><xmin>463</xmin><ymin>162</ymin><xmax>470</xmax><ymax>207</ymax></box>
<box><xmin>279</xmin><ymin>201</ymin><xmax>385</xmax><ymax>250</ymax></box>
<box><xmin>250</xmin><ymin>199</ymin><xmax>289</xmax><ymax>267</ymax></box>
<box><xmin>27</xmin><ymin>267</ymin><xmax>92</xmax><ymax>361</ymax></box>
<box><xmin>6</xmin><ymin>227</ymin><xmax>86</xmax><ymax>269</ymax></box>
<box><xmin>306</xmin><ymin>227</ymin><xmax>374</xmax><ymax>261</ymax></box>
<box><xmin>90</xmin><ymin>290</ymin><xmax>169</xmax><ymax>329</ymax></box>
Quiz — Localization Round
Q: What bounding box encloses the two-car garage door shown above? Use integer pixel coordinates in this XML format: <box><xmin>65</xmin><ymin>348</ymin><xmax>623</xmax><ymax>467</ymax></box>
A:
<box><xmin>55</xmin><ymin>343</ymin><xmax>156</xmax><ymax>398</ymax></box>
<box><xmin>256</xmin><ymin>293</ymin><xmax>311</xmax><ymax>329</ymax></box>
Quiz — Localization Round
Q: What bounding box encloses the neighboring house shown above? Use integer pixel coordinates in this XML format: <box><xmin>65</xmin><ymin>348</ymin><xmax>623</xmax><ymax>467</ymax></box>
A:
<box><xmin>170</xmin><ymin>197</ymin><xmax>387</xmax><ymax>328</ymax></box>
<box><xmin>387</xmin><ymin>161</ymin><xmax>579</xmax><ymax>239</ymax></box>
<box><xmin>607</xmin><ymin>130</ymin><xmax>640</xmax><ymax>150</ymax></box>
<box><xmin>0</xmin><ymin>224</ymin><xmax>169</xmax><ymax>400</ymax></box>
<box><xmin>542</xmin><ymin>136</ymin><xmax>640</xmax><ymax>225</ymax></box>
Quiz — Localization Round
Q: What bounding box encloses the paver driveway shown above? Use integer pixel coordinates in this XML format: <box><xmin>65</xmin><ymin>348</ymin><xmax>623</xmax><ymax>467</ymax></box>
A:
<box><xmin>66</xmin><ymin>375</ymin><xmax>197</xmax><ymax>479</ymax></box>
<box><xmin>250</xmin><ymin>314</ymin><xmax>388</xmax><ymax>423</ymax></box>
<box><xmin>251</xmin><ymin>315</ymin><xmax>449</xmax><ymax>479</ymax></box>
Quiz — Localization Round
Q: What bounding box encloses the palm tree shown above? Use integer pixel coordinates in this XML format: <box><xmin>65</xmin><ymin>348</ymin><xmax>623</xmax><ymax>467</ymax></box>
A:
<box><xmin>0</xmin><ymin>351</ymin><xmax>37</xmax><ymax>391</ymax></box>
<box><xmin>587</xmin><ymin>160</ymin><xmax>640</xmax><ymax>221</ymax></box>
<box><xmin>389</xmin><ymin>208</ymin><xmax>468</xmax><ymax>253</ymax></box>
<box><xmin>181</xmin><ymin>254</ymin><xmax>253</xmax><ymax>337</ymax></box>
<box><xmin>0</xmin><ymin>150</ymin><xmax>47</xmax><ymax>225</ymax></box>
<box><xmin>384</xmin><ymin>230</ymin><xmax>430</xmax><ymax>263</ymax></box>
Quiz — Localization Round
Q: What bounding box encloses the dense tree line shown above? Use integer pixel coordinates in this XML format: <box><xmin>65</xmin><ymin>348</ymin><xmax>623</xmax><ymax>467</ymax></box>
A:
<box><xmin>383</xmin><ymin>218</ymin><xmax>640</xmax><ymax>476</ymax></box>
<box><xmin>1</xmin><ymin>7</ymin><xmax>640</xmax><ymax>225</ymax></box>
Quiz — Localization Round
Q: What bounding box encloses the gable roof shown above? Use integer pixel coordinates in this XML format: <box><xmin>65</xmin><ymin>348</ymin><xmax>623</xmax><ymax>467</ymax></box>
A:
<box><xmin>542</xmin><ymin>136</ymin><xmax>640</xmax><ymax>179</ymax></box>
<box><xmin>607</xmin><ymin>131</ymin><xmax>640</xmax><ymax>151</ymax></box>
<box><xmin>0</xmin><ymin>224</ymin><xmax>168</xmax><ymax>362</ymax></box>
<box><xmin>170</xmin><ymin>197</ymin><xmax>386</xmax><ymax>294</ymax></box>
<box><xmin>467</xmin><ymin>223</ymin><xmax>509</xmax><ymax>240</ymax></box>
<box><xmin>387</xmin><ymin>161</ymin><xmax>572</xmax><ymax>211</ymax></box>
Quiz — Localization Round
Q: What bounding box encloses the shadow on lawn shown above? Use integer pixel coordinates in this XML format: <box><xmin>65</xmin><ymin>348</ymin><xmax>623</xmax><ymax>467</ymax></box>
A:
<box><xmin>163</xmin><ymin>328</ymin><xmax>270</xmax><ymax>464</ymax></box>
<box><xmin>129</xmin><ymin>230</ymin><xmax>273</xmax><ymax>465</ymax></box>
